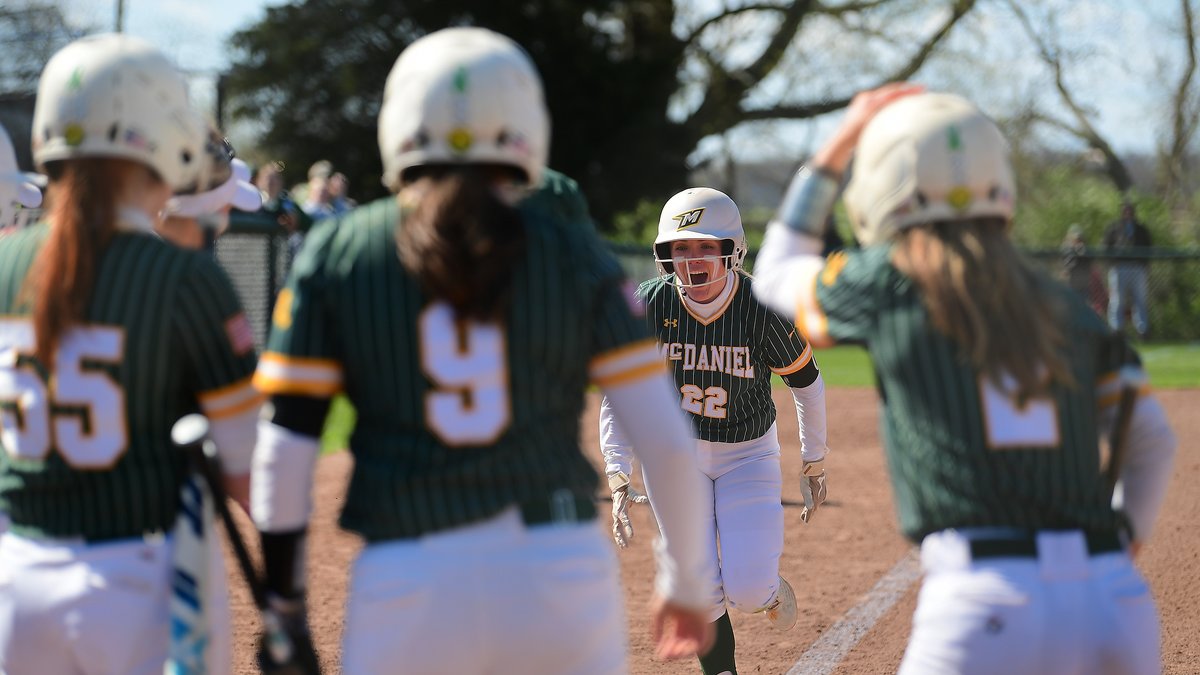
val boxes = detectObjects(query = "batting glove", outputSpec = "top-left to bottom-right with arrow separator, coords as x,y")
609,471 -> 649,548
798,459 -> 828,524
258,592 -> 321,675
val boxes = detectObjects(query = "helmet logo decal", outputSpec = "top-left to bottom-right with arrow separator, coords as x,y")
947,186 -> 973,211
447,128 -> 473,153
67,67 -> 84,91
448,65 -> 472,153
64,123 -> 85,146
946,124 -> 971,212
672,207 -> 706,230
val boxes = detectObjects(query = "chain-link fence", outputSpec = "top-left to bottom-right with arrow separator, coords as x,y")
5,211 -> 1197,343
610,242 -> 1200,342
211,212 -> 298,349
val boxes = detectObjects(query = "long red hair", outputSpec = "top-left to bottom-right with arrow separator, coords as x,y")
22,158 -> 146,367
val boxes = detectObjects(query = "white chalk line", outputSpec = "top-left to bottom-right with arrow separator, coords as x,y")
787,548 -> 921,675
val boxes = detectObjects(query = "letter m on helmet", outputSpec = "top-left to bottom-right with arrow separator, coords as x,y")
672,207 -> 706,231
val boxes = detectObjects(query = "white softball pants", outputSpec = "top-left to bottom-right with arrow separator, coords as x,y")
645,425 -> 784,624
0,532 -> 174,675
341,506 -> 626,675
899,529 -> 1160,675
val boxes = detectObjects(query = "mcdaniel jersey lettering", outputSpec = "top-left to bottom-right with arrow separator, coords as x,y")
255,196 -> 654,542
814,246 -> 1139,541
0,227 -> 258,541
638,273 -> 818,444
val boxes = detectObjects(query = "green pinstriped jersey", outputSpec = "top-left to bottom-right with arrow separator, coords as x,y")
0,226 -> 258,541
639,272 -> 818,444
256,196 -> 649,542
816,246 -> 1137,541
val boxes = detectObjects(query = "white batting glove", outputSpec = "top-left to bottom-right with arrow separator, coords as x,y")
608,471 -> 648,548
798,459 -> 827,523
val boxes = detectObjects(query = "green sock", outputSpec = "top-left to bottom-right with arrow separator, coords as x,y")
698,610 -> 736,675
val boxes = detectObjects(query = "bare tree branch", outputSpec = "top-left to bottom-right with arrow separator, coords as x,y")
1007,0 -> 1134,192
688,0 -> 816,136
1163,0 -> 1199,205
738,0 -> 975,121
813,0 -> 897,16
683,3 -> 789,46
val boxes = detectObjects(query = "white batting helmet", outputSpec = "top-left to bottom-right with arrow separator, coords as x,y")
378,27 -> 550,192
32,33 -> 207,193
653,187 -> 747,289
843,92 -> 1015,246
0,124 -> 42,227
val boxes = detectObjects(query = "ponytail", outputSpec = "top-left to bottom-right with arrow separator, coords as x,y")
22,158 -> 133,367
397,167 -> 526,321
892,217 -> 1074,404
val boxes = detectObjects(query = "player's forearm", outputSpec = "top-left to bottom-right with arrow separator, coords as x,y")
1113,394 -> 1177,542
753,224 -> 826,321
601,372 -> 710,610
790,373 -> 830,463
598,395 -> 636,478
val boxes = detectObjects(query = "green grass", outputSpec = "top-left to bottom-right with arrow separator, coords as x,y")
1138,343 -> 1200,388
320,342 -> 1200,452
320,395 -> 356,454
793,343 -> 1200,389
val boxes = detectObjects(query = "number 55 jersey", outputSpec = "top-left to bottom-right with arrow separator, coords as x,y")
0,228 -> 259,541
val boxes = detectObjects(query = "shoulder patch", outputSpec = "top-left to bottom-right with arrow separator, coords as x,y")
225,312 -> 256,356
272,288 -> 294,330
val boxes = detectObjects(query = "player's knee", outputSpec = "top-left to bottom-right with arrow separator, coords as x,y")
722,567 -> 777,611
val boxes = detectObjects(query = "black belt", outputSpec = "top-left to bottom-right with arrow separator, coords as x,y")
968,530 -> 1123,560
519,493 -> 597,527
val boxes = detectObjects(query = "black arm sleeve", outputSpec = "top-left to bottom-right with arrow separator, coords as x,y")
781,360 -> 821,388
269,394 -> 332,438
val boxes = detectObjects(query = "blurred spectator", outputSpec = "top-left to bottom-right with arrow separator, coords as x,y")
328,171 -> 357,214
256,161 -> 310,262
1102,201 -> 1152,339
302,159 -> 336,220
1061,224 -> 1106,318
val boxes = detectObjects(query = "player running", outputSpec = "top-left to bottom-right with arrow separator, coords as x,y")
600,186 -> 831,675
0,34 -> 259,674
752,84 -> 1178,675
249,27 -> 713,674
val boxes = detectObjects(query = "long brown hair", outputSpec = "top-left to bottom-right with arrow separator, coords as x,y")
891,217 -> 1074,403
396,166 -> 526,321
22,158 -> 143,367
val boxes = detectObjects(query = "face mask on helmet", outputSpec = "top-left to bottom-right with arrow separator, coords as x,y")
653,187 -> 747,290
176,127 -> 234,196
378,27 -> 550,194
843,92 -> 1016,246
32,33 -> 207,192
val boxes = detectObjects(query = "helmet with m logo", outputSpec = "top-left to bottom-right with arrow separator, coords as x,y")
653,187 -> 747,291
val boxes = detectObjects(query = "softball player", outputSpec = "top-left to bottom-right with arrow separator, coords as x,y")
753,85 -> 1178,675
0,124 -> 42,232
600,187 -> 831,675
0,34 -> 260,675
250,27 -> 713,675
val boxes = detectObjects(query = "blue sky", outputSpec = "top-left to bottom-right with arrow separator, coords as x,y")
60,0 -> 1175,162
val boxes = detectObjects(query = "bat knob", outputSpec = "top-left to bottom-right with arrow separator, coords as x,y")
171,414 -> 211,451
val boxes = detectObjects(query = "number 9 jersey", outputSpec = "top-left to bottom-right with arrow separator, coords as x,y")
253,183 -> 652,543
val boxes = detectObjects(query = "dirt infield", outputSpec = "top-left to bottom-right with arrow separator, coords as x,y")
226,388 -> 1199,674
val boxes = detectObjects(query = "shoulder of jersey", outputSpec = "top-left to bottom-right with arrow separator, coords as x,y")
635,275 -> 669,301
